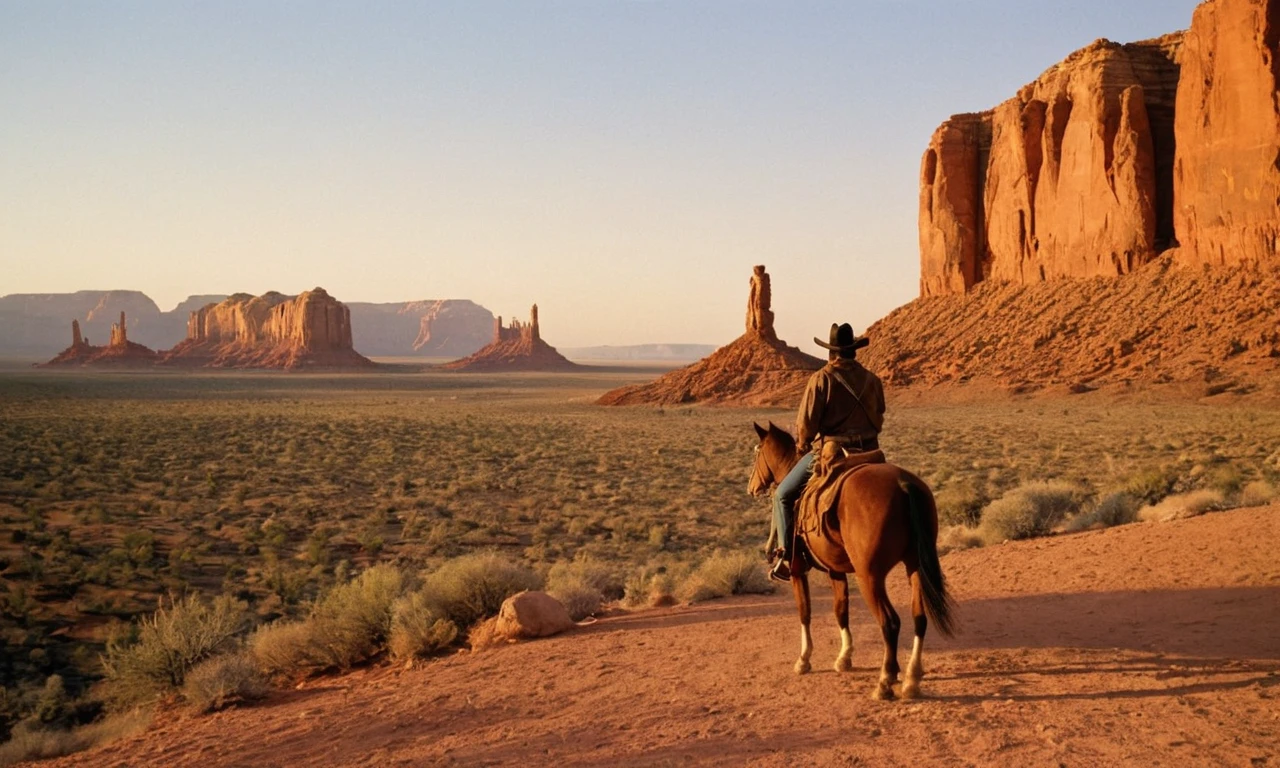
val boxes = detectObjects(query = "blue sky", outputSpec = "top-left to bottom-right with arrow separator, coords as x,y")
1,1 -> 1201,348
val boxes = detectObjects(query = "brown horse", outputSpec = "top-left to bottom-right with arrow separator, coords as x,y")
748,422 -> 955,700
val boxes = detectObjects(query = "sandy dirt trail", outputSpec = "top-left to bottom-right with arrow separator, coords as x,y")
42,505 -> 1280,767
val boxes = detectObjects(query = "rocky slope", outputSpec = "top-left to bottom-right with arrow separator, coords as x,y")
597,266 -> 822,406
863,255 -> 1280,395
442,305 -> 578,372
160,289 -> 373,370
347,300 -> 495,358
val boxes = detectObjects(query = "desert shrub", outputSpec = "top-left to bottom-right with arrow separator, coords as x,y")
101,594 -> 247,708
1138,489 -> 1229,522
1123,467 -> 1180,505
549,583 -> 603,621
388,591 -> 458,660
1239,479 -> 1277,507
677,550 -> 773,604
937,525 -> 983,554
182,652 -> 268,714
1064,492 -> 1141,532
0,711 -> 150,767
623,565 -> 681,608
421,552 -> 541,630
546,557 -> 625,601
249,620 -> 316,678
978,481 -> 1086,544
1205,464 -> 1246,497
304,563 -> 406,670
934,479 -> 987,528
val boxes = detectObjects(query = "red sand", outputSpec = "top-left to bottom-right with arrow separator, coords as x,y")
40,504 -> 1280,767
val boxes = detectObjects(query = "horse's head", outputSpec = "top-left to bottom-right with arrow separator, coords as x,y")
748,421 -> 798,497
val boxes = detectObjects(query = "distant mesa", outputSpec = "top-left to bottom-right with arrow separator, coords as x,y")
597,265 -> 822,406
40,311 -> 159,367
160,288 -> 374,370
347,299 -> 495,358
442,304 -> 579,372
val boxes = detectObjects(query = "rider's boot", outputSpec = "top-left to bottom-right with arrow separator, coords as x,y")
769,550 -> 791,582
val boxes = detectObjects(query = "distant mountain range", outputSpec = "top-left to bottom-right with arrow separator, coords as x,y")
560,344 -> 717,362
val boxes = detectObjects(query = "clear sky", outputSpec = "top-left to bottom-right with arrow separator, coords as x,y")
1,1 -> 1201,350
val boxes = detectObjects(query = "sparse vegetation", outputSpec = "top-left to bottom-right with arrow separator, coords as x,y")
181,652 -> 268,713
420,552 -> 541,631
2,369 -> 1279,750
977,481 -> 1087,544
1139,489 -> 1230,522
677,550 -> 774,603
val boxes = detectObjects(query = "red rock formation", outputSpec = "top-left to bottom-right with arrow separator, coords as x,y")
40,312 -> 159,367
920,36 -> 1183,296
597,266 -> 822,406
161,288 -> 373,370
443,304 -> 579,371
1173,0 -> 1280,268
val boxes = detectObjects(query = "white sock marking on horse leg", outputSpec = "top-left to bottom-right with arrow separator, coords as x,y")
834,628 -> 853,672
907,636 -> 923,677
795,625 -> 813,674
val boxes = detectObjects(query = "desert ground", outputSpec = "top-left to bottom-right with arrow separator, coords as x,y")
2,366 -> 1279,766
33,502 -> 1280,767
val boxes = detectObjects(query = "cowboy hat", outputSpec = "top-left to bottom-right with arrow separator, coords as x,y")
814,322 -> 869,353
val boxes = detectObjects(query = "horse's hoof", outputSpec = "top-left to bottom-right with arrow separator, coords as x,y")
794,659 -> 811,675
833,655 -> 852,673
901,680 -> 922,700
871,682 -> 895,701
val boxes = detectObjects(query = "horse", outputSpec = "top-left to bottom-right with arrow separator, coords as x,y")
748,421 -> 955,700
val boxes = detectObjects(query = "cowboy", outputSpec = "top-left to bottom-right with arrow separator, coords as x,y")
770,323 -> 885,582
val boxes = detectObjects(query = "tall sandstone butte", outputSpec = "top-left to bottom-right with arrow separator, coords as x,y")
442,304 -> 579,371
162,288 -> 373,369
597,265 -> 822,406
40,311 -> 160,367
1174,0 -> 1280,267
921,0 -> 1279,296
920,36 -> 1182,296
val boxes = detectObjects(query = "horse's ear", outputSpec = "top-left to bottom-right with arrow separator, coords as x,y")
753,422 -> 768,439
766,421 -> 777,433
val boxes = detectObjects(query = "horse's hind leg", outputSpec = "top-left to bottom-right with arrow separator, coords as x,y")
792,572 -> 813,674
854,571 -> 901,700
902,567 -> 927,700
831,574 -> 853,672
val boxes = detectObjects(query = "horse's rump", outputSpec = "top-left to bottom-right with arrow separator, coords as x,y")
796,450 -> 888,572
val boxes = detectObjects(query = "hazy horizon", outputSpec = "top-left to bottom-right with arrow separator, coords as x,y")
2,1 -> 1201,351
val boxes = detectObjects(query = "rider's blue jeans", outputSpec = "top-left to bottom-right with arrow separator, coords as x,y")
773,452 -> 814,557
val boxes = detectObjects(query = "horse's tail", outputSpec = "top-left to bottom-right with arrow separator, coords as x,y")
900,474 -> 957,637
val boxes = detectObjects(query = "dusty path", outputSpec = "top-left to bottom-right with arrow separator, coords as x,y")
45,505 -> 1280,767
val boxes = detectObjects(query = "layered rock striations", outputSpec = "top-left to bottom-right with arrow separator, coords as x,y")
597,266 -> 822,406
922,0 -> 1280,295
161,288 -> 373,369
347,300 -> 495,358
1173,0 -> 1280,267
40,312 -> 159,367
442,305 -> 579,371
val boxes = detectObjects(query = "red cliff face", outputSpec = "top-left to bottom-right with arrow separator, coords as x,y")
163,288 -> 372,369
920,36 -> 1182,296
1173,0 -> 1280,267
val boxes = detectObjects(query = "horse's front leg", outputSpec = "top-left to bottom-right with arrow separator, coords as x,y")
831,574 -> 853,672
791,571 -> 812,674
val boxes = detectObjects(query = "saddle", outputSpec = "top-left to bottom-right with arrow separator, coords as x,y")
794,446 -> 886,572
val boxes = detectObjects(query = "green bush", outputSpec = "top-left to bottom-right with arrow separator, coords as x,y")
101,594 -> 246,708
421,552 -> 540,630
546,557 -> 625,601
978,481 -> 1086,544
388,592 -> 458,660
1124,467 -> 1180,505
677,550 -> 773,604
304,563 -> 406,670
249,620 -> 315,678
182,652 -> 268,713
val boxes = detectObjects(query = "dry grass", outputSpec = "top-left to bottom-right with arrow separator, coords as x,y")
420,552 -> 541,631
182,652 -> 268,713
977,481 -> 1088,544
1239,480 -> 1277,507
2,368 -> 1278,737
677,550 -> 774,604
388,592 -> 458,660
0,709 -> 150,767
1138,490 -> 1230,522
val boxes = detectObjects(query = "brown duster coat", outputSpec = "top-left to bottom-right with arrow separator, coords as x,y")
794,358 -> 885,453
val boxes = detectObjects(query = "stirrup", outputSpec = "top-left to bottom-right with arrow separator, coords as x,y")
769,558 -> 792,583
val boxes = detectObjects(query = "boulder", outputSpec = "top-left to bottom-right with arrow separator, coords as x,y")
495,591 -> 575,639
